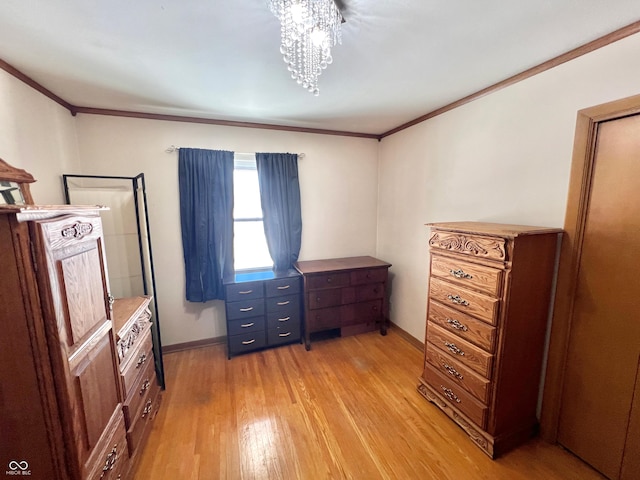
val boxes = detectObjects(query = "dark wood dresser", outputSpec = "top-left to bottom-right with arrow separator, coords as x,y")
294,256 -> 392,350
224,269 -> 302,358
418,222 -> 561,458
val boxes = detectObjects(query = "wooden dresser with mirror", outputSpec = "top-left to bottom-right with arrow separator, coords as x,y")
0,159 -> 161,479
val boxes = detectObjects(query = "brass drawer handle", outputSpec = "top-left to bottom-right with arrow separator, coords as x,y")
279,332 -> 292,337
100,444 -> 118,477
241,322 -> 255,328
277,300 -> 290,306
446,318 -> 468,331
239,306 -> 254,312
242,339 -> 256,345
136,353 -> 147,368
441,385 -> 461,403
238,290 -> 253,295
447,294 -> 469,306
449,269 -> 473,280
443,363 -> 464,380
140,379 -> 151,395
141,399 -> 153,419
277,285 -> 291,290
278,316 -> 291,322
444,341 -> 465,356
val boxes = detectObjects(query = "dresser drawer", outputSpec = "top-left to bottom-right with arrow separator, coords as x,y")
425,342 -> 491,403
308,306 -> 342,332
354,283 -> 385,302
428,301 -> 497,352
350,268 -> 387,285
431,255 -> 503,296
123,358 -> 157,427
226,297 -> 265,320
307,272 -> 350,290
267,322 -> 301,346
265,277 -> 300,297
120,327 -> 153,398
423,363 -> 489,428
429,277 -> 499,325
227,316 -> 265,336
267,309 -> 300,329
126,379 -> 161,456
429,230 -> 507,262
342,300 -> 382,326
85,411 -> 128,480
266,293 -> 299,312
308,288 -> 342,309
428,322 -> 493,377
225,281 -> 264,302
228,330 -> 266,354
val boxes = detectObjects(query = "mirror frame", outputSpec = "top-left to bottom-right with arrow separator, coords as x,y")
0,158 -> 36,204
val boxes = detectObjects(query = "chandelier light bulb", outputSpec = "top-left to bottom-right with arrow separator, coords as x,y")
267,0 -> 342,95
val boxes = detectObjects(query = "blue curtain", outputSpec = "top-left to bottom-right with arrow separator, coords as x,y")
178,148 -> 234,301
256,153 -> 302,272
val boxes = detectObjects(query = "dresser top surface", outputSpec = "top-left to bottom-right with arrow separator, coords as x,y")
427,222 -> 563,238
294,256 -> 391,274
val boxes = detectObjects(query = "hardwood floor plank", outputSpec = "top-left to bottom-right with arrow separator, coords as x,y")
133,330 -> 605,480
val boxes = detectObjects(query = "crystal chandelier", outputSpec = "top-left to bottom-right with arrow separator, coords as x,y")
268,0 -> 342,95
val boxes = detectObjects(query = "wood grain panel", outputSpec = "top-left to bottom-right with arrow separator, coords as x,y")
431,254 -> 503,296
429,277 -> 499,325
428,300 -> 497,351
427,322 -> 493,377
429,231 -> 507,262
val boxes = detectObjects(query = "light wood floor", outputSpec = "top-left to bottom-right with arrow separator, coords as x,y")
133,328 -> 605,480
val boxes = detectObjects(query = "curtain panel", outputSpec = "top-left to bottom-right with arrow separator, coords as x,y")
178,148 -> 234,301
256,152 -> 302,272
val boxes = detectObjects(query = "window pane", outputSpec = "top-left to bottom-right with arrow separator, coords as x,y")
233,221 -> 272,270
233,168 -> 262,219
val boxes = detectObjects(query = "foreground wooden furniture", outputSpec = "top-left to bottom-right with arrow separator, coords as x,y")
224,270 -> 302,358
294,256 -> 391,350
418,222 -> 561,458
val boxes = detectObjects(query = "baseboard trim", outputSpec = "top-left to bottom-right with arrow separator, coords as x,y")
162,335 -> 226,355
389,322 -> 424,352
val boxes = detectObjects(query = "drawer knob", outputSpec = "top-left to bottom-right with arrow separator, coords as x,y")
136,353 -> 147,368
326,277 -> 332,283
279,332 -> 292,337
140,379 -> 151,395
277,300 -> 290,306
100,444 -> 118,477
443,363 -> 464,380
242,339 -> 256,345
446,318 -> 468,331
241,322 -> 255,328
238,290 -> 253,295
239,306 -> 254,312
278,316 -> 291,322
444,341 -> 465,356
277,285 -> 291,290
447,294 -> 469,307
449,269 -> 473,280
441,385 -> 461,403
141,399 -> 153,418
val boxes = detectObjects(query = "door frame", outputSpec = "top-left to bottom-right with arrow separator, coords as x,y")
540,93 -> 640,442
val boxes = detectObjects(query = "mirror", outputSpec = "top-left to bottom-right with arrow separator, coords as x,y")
0,158 -> 35,205
63,173 -> 165,389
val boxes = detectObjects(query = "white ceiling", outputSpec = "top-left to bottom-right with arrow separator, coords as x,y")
1,1 -> 640,135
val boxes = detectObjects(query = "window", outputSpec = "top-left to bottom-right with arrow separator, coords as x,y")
233,154 -> 272,271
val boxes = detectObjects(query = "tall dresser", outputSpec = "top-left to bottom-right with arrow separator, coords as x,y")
418,222 -> 561,457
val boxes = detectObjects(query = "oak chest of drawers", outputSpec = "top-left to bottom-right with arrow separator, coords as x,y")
417,222 -> 561,457
224,270 -> 302,358
294,256 -> 391,350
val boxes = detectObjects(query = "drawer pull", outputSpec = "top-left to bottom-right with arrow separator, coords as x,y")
136,353 -> 147,368
446,318 -> 468,331
241,322 -> 255,328
141,399 -> 153,418
278,316 -> 291,322
239,306 -> 254,312
140,379 -> 151,395
278,332 -> 292,337
242,339 -> 256,345
447,294 -> 470,306
441,385 -> 461,403
449,269 -> 473,280
443,363 -> 464,380
238,290 -> 253,295
444,341 -> 465,356
277,285 -> 291,290
100,444 -> 118,477
326,277 -> 333,283
277,300 -> 290,306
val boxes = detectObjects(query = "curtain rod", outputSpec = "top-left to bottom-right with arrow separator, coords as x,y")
165,145 -> 305,158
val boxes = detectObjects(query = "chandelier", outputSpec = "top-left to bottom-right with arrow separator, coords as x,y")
267,0 -> 343,95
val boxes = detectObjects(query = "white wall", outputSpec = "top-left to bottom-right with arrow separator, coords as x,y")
377,32 -> 640,341
0,70 -> 79,204
73,115 -> 379,346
